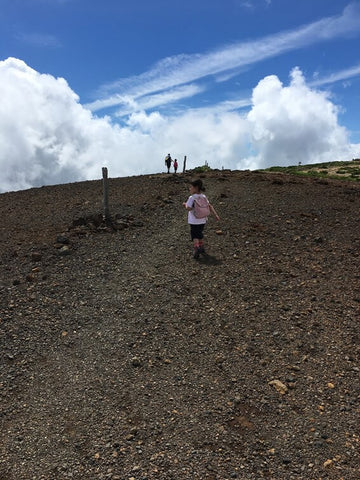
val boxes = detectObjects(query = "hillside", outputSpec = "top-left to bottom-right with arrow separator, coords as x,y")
260,159 -> 360,182
0,170 -> 359,480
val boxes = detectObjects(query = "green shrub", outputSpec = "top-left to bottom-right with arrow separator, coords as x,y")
192,165 -> 212,173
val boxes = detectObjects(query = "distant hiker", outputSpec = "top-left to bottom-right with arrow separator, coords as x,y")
173,159 -> 178,173
165,154 -> 172,173
182,179 -> 220,259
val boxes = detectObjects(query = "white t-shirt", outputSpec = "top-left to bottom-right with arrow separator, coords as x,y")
186,194 -> 208,225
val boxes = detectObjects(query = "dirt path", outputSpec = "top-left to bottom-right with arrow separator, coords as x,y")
1,171 -> 359,479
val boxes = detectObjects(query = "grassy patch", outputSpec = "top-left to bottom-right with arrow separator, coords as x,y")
192,164 -> 213,173
259,160 -> 360,182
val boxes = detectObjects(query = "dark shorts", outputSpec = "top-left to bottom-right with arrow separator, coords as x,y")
190,223 -> 205,240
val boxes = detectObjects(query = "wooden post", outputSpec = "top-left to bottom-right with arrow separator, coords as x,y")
102,167 -> 110,221
183,155 -> 187,173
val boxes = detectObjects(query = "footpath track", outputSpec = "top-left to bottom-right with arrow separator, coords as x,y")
1,171 -> 359,479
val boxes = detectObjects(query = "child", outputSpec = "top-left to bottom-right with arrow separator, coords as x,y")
182,179 -> 220,259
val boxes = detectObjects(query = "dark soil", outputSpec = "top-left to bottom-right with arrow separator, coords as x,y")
0,170 -> 359,480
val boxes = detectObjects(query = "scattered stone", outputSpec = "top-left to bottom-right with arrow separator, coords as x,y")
56,235 -> 70,245
115,220 -> 129,230
269,379 -> 288,395
131,357 -> 141,367
58,246 -> 71,256
31,252 -> 42,262
272,178 -> 284,185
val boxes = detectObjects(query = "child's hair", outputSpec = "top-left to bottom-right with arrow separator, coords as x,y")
190,179 -> 205,192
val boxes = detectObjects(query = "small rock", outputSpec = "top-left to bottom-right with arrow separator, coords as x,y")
131,357 -> 141,367
56,235 -> 70,244
269,379 -> 288,395
58,246 -> 71,256
31,252 -> 42,262
115,220 -> 129,230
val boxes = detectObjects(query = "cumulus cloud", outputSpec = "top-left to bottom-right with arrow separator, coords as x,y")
244,67 -> 357,169
0,58 -> 246,192
0,58 -> 359,193
0,58 -> 166,192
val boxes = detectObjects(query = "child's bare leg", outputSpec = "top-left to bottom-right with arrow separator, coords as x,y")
193,238 -> 200,258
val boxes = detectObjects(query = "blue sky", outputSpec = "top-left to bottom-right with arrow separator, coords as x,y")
1,0 -> 360,191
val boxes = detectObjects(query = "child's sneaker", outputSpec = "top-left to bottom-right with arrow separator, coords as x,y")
193,248 -> 201,259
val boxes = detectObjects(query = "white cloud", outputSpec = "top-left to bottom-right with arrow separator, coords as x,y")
0,58 -> 146,191
0,58 -> 359,193
244,67 -> 358,168
310,63 -> 360,87
237,0 -> 271,11
87,84 -> 206,118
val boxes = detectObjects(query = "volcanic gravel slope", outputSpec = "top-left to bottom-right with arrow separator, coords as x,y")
0,170 -> 359,480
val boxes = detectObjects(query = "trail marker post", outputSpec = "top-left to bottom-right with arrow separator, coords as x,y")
183,155 -> 187,173
102,167 -> 110,222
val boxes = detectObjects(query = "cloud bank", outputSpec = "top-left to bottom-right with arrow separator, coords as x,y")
0,57 -> 358,193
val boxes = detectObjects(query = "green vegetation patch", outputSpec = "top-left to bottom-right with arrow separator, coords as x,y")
192,164 -> 213,173
259,159 -> 360,182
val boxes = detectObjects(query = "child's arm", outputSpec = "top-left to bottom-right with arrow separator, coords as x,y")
209,203 -> 220,221
183,199 -> 194,211
183,196 -> 194,211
